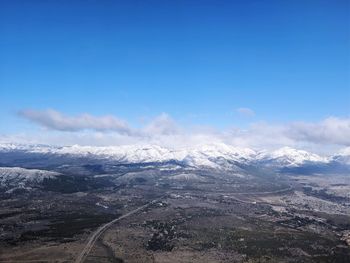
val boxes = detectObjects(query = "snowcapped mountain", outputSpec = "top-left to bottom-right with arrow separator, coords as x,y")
332,147 -> 350,165
0,142 -> 347,170
0,142 -> 257,169
257,147 -> 328,167
0,167 -> 59,192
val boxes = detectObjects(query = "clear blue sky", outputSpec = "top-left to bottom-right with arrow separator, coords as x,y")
1,0 -> 349,133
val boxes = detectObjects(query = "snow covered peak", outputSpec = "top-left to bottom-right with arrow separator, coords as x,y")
0,142 -> 58,153
188,143 -> 256,160
332,147 -> 350,165
264,146 -> 327,166
0,142 -> 335,169
56,144 -> 176,163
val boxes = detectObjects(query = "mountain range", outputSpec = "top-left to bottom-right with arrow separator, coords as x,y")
0,142 -> 349,170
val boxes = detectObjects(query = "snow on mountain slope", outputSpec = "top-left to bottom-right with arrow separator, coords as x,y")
179,143 -> 256,169
332,147 -> 350,165
257,147 -> 328,167
0,142 -> 257,168
0,142 -> 336,169
41,143 -> 256,164
0,167 -> 59,192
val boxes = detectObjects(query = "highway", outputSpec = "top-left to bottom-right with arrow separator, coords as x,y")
74,199 -> 159,263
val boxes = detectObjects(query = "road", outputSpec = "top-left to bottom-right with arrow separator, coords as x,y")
74,187 -> 293,263
74,199 -> 160,263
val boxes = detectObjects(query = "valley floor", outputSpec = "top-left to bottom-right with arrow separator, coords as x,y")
0,168 -> 350,263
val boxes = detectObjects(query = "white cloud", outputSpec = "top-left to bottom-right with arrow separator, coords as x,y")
13,108 -> 350,154
18,109 -> 134,135
237,107 -> 255,117
143,113 -> 180,135
223,122 -> 295,149
286,117 -> 350,146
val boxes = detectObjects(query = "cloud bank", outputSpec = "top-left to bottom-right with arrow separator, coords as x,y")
18,109 -> 133,135
143,113 -> 180,136
287,117 -> 350,146
12,108 -> 350,153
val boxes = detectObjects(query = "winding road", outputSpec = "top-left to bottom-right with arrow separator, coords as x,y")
74,187 -> 293,263
74,199 -> 160,263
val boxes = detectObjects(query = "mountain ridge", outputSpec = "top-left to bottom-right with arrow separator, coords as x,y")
1,142 -> 347,169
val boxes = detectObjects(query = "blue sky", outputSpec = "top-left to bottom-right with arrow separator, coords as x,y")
0,1 -> 349,150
